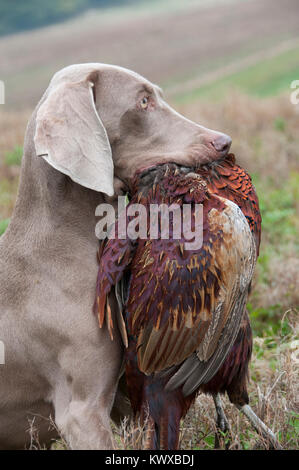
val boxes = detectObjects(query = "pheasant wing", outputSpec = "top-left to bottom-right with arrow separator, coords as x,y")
128,198 -> 256,381
95,235 -> 135,344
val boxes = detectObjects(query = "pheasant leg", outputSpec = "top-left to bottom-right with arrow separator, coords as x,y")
237,404 -> 282,450
213,394 -> 231,449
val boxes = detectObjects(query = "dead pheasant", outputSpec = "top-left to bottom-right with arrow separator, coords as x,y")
95,155 -> 280,450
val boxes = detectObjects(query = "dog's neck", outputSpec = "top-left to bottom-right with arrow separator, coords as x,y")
6,113 -> 104,253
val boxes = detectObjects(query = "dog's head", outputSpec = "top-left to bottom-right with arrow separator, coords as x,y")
34,64 -> 231,197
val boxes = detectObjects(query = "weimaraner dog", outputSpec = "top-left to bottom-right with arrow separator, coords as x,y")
0,63 -> 232,449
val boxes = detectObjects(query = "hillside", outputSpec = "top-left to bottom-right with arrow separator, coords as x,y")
0,0 -> 298,109
0,0 -> 138,37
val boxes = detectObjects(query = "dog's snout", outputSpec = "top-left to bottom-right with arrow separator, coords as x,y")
211,134 -> 232,154
198,130 -> 232,162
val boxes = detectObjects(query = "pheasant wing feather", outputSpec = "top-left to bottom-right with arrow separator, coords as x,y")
127,196 -> 255,382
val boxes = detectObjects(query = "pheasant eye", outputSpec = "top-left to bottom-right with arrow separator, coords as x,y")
141,97 -> 149,109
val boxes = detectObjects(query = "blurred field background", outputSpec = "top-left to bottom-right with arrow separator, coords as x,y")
0,0 -> 298,450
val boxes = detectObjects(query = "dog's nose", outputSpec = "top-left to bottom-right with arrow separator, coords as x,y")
211,134 -> 232,155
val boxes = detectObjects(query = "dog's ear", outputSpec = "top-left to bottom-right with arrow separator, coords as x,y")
34,74 -> 114,196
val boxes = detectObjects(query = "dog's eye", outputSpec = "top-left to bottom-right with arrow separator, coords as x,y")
140,97 -> 149,109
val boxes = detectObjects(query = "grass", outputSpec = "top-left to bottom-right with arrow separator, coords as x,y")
175,46 -> 299,102
0,218 -> 9,236
0,177 -> 19,219
4,145 -> 23,166
114,319 -> 299,450
182,310 -> 299,450
112,309 -> 298,451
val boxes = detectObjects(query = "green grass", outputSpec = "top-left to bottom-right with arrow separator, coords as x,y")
0,218 -> 9,236
4,146 -> 23,166
253,172 -> 298,246
176,46 -> 299,102
248,171 -> 299,336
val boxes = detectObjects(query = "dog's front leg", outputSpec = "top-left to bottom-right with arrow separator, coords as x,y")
55,398 -> 114,450
51,329 -> 122,450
